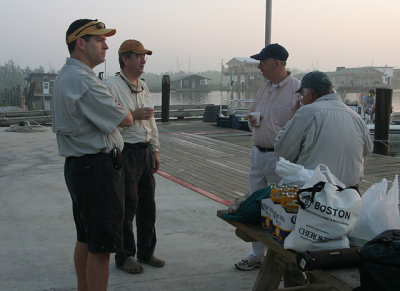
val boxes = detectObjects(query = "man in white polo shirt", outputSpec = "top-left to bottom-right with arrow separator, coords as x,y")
235,43 -> 301,271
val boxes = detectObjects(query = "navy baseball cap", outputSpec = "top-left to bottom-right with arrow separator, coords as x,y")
296,71 -> 332,93
250,43 -> 289,61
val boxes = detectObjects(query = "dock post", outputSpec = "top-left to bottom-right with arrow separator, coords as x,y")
27,82 -> 35,110
18,85 -> 24,109
373,88 -> 392,155
162,75 -> 170,122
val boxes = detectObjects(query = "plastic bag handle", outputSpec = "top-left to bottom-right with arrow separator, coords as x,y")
297,182 -> 345,209
317,164 -> 339,185
297,182 -> 325,209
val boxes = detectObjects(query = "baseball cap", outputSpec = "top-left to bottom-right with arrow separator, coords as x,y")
250,43 -> 289,61
118,40 -> 152,55
66,19 -> 116,45
296,71 -> 332,93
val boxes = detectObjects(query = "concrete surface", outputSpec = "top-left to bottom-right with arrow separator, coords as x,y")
0,129 -> 257,291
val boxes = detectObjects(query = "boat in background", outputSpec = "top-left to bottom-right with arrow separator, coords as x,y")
5,120 -> 48,133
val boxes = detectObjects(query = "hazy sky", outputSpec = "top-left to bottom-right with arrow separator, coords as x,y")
1,0 -> 399,76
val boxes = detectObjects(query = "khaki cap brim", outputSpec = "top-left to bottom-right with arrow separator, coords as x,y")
118,39 -> 153,55
119,47 -> 153,55
66,21 -> 116,45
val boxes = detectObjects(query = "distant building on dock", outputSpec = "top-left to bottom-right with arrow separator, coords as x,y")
392,68 -> 400,89
170,74 -> 211,92
374,66 -> 394,86
326,66 -> 393,92
25,73 -> 57,96
222,58 -> 263,91
25,73 -> 57,110
321,66 -> 396,105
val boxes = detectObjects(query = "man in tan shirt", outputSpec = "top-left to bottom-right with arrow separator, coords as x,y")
105,40 -> 164,274
235,43 -> 301,271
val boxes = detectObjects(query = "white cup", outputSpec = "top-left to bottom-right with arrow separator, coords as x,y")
250,112 -> 261,126
143,104 -> 154,109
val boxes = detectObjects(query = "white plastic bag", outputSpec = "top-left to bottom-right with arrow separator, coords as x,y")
302,164 -> 345,189
284,165 -> 361,252
275,157 -> 314,187
350,175 -> 400,245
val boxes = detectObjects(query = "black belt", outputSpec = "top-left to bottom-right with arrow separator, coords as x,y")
66,149 -> 122,169
124,142 -> 150,149
66,152 -> 109,161
255,145 -> 274,152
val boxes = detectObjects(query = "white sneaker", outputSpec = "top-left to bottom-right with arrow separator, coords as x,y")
235,258 -> 262,271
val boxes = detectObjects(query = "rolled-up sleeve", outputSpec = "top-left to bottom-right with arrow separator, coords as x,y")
76,85 -> 128,135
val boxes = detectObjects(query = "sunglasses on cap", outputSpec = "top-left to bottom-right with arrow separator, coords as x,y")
74,21 -> 105,37
66,20 -> 112,45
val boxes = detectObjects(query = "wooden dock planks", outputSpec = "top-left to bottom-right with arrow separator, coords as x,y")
159,131 -> 250,201
158,120 -> 400,203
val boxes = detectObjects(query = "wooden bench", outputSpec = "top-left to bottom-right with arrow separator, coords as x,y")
217,210 -> 360,291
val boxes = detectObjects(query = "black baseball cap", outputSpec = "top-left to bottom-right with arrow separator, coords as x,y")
250,43 -> 289,61
296,71 -> 332,93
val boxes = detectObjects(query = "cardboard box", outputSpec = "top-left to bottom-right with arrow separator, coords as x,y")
261,198 -> 297,243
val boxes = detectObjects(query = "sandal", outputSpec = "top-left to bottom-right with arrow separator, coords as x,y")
138,255 -> 166,267
117,256 -> 144,274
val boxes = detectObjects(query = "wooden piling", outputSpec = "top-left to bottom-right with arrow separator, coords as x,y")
41,96 -> 46,110
161,75 -> 170,122
27,82 -> 35,110
373,88 -> 392,155
18,85 -> 24,109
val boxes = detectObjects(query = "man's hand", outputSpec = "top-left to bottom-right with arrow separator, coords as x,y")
131,107 -> 154,121
152,151 -> 160,173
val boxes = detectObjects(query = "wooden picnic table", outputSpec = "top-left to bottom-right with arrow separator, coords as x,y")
217,210 -> 360,291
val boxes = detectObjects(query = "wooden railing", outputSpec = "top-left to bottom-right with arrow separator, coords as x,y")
0,104 -> 213,127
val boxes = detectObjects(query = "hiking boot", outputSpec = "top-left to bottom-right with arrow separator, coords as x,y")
117,256 -> 144,274
235,258 -> 262,271
138,255 -> 166,267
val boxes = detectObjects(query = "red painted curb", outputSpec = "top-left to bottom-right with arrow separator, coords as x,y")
157,170 -> 232,206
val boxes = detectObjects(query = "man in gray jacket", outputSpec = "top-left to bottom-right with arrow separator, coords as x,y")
275,71 -> 373,188
275,71 -> 372,287
52,19 -> 133,291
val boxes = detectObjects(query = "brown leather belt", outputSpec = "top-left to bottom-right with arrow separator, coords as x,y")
255,145 -> 274,152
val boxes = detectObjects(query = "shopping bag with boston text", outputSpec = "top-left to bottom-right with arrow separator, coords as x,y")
284,166 -> 361,252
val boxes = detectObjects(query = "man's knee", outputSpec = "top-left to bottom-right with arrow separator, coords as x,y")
88,252 -> 110,264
